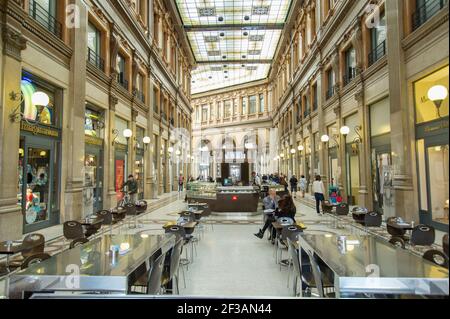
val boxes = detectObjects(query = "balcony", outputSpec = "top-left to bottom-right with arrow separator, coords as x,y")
368,40 -> 386,66
29,0 -> 62,39
343,67 -> 357,86
87,48 -> 105,72
412,0 -> 448,31
117,73 -> 129,91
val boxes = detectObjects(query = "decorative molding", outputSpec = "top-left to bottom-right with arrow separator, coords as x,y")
1,25 -> 27,61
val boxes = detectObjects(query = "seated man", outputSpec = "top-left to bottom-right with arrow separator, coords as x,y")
255,189 -> 281,240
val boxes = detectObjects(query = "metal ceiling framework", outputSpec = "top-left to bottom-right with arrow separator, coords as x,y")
174,0 -> 294,94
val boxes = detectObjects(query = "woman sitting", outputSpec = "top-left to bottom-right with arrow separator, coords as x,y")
254,195 -> 297,241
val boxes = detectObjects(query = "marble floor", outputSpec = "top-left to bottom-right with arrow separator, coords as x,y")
0,194 -> 446,298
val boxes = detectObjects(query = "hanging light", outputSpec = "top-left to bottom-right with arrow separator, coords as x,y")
321,134 -> 330,143
32,91 -> 50,106
340,126 -> 350,136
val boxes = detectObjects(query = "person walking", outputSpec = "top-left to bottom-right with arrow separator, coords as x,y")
280,175 -> 288,192
312,175 -> 325,215
178,174 -> 185,192
289,175 -> 298,198
299,175 -> 307,198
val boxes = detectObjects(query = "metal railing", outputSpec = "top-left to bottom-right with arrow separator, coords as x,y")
87,48 -> 105,72
29,0 -> 62,39
134,89 -> 145,103
368,40 -> 386,66
412,0 -> 448,30
117,73 -> 129,90
343,67 -> 357,86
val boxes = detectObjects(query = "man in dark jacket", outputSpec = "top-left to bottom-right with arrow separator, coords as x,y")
289,175 -> 298,198
121,175 -> 138,204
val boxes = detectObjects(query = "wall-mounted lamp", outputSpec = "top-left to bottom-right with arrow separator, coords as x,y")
428,85 -> 448,118
340,126 -> 350,136
143,136 -> 151,150
321,134 -> 330,143
9,91 -> 50,123
168,146 -> 174,153
123,129 -> 133,141
298,145 -> 304,152
176,150 -> 181,156
290,148 -> 296,154
279,153 -> 285,158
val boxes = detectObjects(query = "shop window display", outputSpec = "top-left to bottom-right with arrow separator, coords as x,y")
21,79 -> 55,126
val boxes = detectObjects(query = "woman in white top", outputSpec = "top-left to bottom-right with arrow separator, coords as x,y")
312,175 -> 325,215
298,175 -> 307,198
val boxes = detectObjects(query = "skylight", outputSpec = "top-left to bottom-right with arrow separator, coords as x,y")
175,0 -> 293,94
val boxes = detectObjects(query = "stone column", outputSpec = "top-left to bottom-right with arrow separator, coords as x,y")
63,0 -> 87,222
145,74 -> 155,199
130,108 -> 138,179
0,24 -> 27,241
157,131 -> 163,196
385,0 -> 416,221
107,95 -> 118,208
317,65 -> 328,194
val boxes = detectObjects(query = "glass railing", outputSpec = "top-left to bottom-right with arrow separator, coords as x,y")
87,48 -> 105,71
29,0 -> 62,39
412,0 -> 448,30
368,40 -> 386,66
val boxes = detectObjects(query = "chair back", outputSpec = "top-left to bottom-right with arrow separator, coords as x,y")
423,249 -> 449,268
125,203 -> 136,216
281,225 -> 303,242
443,234 -> 449,256
21,253 -> 51,270
182,211 -> 196,222
386,217 -> 407,237
364,211 -> 382,227
84,217 -> 103,238
169,238 -> 184,279
147,252 -> 167,294
70,238 -> 89,249
410,224 -> 435,246
335,203 -> 349,215
304,249 -> 325,298
96,210 -> 112,225
63,221 -> 84,240
287,237 -> 301,277
112,207 -> 127,222
136,201 -> 148,214
165,225 -> 186,239
277,217 -> 294,226
21,233 -> 45,258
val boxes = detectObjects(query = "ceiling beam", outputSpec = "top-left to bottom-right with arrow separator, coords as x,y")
195,59 -> 273,65
184,23 -> 285,32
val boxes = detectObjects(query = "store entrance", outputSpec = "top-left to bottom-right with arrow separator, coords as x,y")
371,139 -> 393,218
85,145 -> 104,215
19,135 -> 59,233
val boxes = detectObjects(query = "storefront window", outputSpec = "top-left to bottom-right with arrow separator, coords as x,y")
114,117 -> 129,202
414,66 -> 449,123
21,78 -> 56,126
84,107 -> 104,138
345,113 -> 360,205
135,127 -> 145,199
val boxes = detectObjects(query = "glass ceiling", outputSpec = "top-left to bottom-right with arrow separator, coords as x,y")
175,0 -> 293,94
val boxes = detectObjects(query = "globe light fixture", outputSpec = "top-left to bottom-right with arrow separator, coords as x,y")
280,153 -> 285,158
143,136 -> 151,144
298,145 -> 304,152
321,134 -> 330,143
123,129 -> 133,139
176,150 -> 181,156
32,91 -> 50,106
290,149 -> 296,154
340,126 -> 350,136
168,146 -> 174,153
428,85 -> 448,118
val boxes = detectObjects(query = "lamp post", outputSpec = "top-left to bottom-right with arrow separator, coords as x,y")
143,136 -> 151,151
